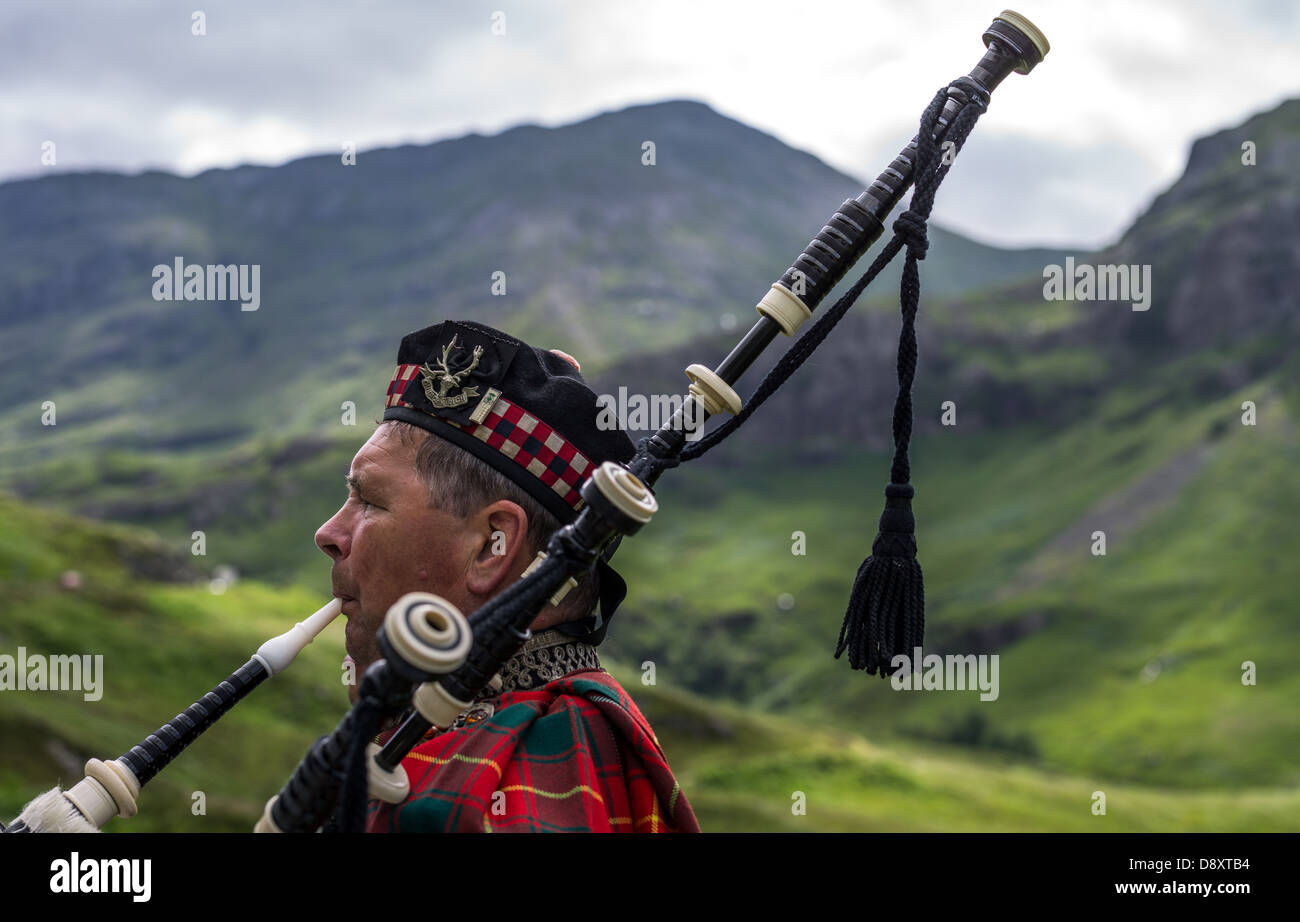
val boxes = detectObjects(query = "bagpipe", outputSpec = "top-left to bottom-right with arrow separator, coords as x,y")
3,10 -> 1048,833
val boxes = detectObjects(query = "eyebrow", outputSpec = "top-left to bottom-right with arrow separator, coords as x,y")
346,473 -> 384,498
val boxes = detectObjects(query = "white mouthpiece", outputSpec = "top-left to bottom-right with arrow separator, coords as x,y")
252,597 -> 343,676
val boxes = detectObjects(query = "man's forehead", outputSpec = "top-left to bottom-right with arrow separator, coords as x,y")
348,426 -> 414,484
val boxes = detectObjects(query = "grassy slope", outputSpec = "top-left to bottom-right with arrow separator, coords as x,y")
600,344 -> 1300,793
1,464 -> 1297,832
613,664 -> 1298,832
0,492 -> 349,831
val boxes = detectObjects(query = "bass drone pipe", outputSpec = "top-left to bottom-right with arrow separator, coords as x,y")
367,8 -> 1050,796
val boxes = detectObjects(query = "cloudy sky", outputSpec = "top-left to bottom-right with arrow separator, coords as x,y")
3,0 -> 1297,249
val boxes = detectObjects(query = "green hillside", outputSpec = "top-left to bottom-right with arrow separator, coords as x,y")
1,491 -> 1295,832
0,99 -> 1071,481
602,348 -> 1300,792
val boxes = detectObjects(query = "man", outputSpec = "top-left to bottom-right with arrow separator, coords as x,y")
314,319 -> 699,833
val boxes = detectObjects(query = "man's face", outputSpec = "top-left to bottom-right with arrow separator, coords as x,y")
314,424 -> 476,701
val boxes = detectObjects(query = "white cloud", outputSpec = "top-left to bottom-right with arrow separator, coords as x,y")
160,108 -> 316,175
1,0 -> 1297,247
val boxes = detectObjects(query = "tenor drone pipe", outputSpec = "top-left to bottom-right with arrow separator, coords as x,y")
2,598 -> 342,833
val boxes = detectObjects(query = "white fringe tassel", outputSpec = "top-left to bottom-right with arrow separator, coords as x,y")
14,788 -> 101,833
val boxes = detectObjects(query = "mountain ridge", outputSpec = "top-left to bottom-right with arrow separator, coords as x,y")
0,97 -> 1075,474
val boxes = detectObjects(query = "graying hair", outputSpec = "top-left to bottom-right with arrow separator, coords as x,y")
383,419 -> 599,620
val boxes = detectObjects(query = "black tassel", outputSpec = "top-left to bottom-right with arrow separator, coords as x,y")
833,83 -> 967,675
836,482 -> 925,674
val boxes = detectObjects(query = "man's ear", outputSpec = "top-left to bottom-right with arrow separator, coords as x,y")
464,500 -> 528,596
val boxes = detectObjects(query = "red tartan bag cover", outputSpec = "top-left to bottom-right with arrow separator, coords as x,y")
366,669 -> 700,833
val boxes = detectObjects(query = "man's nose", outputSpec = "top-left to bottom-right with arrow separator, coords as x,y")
315,508 -> 350,561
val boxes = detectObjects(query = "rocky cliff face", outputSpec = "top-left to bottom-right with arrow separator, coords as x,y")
1099,97 -> 1300,352
590,98 -> 1300,457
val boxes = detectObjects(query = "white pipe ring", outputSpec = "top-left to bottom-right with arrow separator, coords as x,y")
384,592 -> 473,675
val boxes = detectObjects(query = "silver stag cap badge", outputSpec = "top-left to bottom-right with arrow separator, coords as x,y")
419,334 -> 484,409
